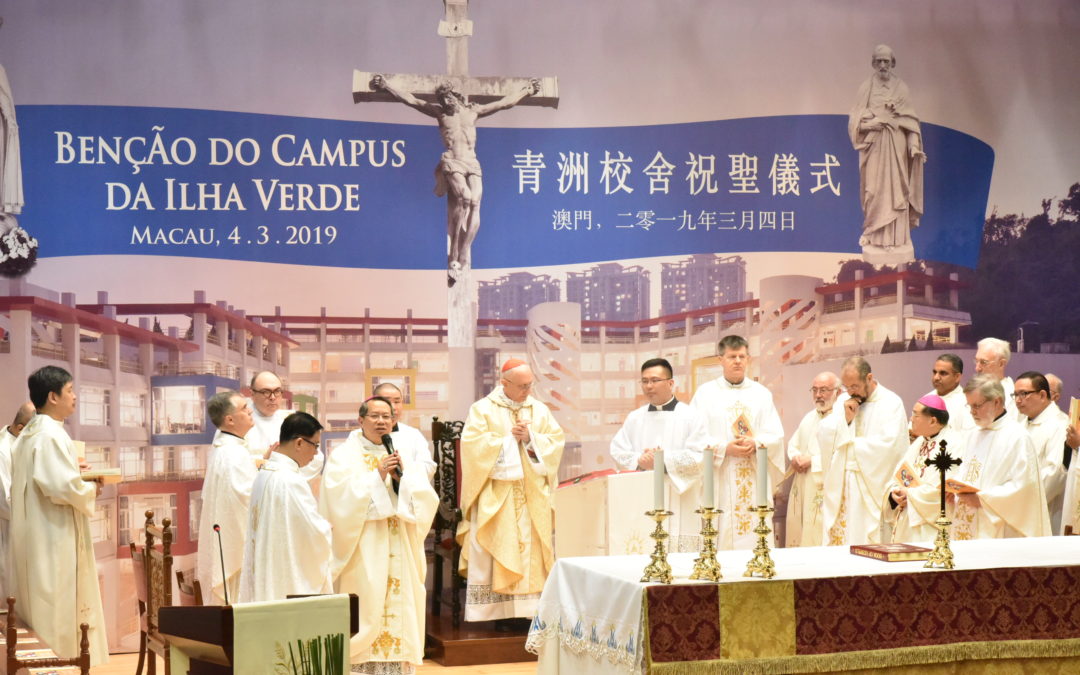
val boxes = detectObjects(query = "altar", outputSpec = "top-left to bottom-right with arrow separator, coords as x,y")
525,537 -> 1080,674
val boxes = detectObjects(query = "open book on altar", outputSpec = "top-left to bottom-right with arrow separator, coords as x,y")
895,462 -> 921,488
944,477 -> 979,494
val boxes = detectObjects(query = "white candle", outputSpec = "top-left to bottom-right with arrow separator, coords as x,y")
653,449 -> 665,511
702,447 -> 714,508
755,446 -> 768,507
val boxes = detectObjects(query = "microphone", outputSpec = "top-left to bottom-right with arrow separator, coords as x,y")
213,524 -> 229,605
380,433 -> 402,493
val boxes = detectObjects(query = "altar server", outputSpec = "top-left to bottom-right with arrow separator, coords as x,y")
0,400 -> 34,599
10,367 -> 108,665
457,359 -> 564,624
1014,372 -> 1070,532
374,381 -> 436,479
197,391 -> 257,605
948,375 -> 1050,539
690,335 -> 784,550
881,395 -> 963,544
319,396 -> 438,673
785,372 -> 840,547
818,356 -> 908,546
238,412 -> 332,602
610,358 -> 709,551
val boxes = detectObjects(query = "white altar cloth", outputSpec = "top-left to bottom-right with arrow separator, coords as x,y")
526,536 -> 1080,674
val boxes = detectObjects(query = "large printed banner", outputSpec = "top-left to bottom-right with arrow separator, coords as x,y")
22,107 -> 992,268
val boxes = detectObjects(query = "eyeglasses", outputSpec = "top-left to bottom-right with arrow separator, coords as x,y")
809,387 -> 836,394
253,388 -> 284,398
364,414 -> 394,422
968,399 -> 992,412
297,437 -> 319,448
1012,390 -> 1039,401
640,378 -> 672,386
973,358 -> 999,368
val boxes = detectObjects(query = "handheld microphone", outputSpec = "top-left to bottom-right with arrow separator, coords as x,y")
213,523 -> 229,605
380,434 -> 402,493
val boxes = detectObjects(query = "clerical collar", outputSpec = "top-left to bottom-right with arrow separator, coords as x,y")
221,430 -> 245,440
724,378 -> 746,388
647,397 -> 678,412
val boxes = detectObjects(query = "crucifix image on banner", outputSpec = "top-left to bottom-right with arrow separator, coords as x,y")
351,0 -> 558,414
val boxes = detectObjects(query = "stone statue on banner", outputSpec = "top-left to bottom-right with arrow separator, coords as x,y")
371,74 -> 540,287
848,44 -> 926,266
0,16 -> 38,278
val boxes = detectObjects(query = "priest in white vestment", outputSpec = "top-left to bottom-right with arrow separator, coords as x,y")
974,337 -> 1021,422
10,367 -> 108,664
374,382 -> 436,480
818,356 -> 908,547
319,396 -> 438,675
948,375 -> 1050,540
197,391 -> 257,606
609,358 -> 709,552
238,412 -> 332,603
881,395 -> 963,544
785,372 -> 840,547
0,401 -> 34,601
689,335 -> 784,550
1014,372 -> 1070,532
928,354 -> 974,433
1062,422 -> 1080,535
458,359 -> 565,624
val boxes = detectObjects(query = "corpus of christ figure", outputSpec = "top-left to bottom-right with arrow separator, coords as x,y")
371,74 -> 540,284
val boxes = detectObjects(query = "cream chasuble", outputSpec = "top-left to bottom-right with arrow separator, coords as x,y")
197,432 -> 259,605
818,384 -> 908,547
0,426 -> 15,600
318,433 -> 437,671
689,378 -> 784,550
9,415 -> 108,665
1024,403 -> 1069,532
1062,446 -> 1080,535
238,452 -> 332,602
785,408 -> 832,547
880,427 -> 964,545
609,401 -> 709,551
950,415 -> 1050,540
457,390 -> 564,621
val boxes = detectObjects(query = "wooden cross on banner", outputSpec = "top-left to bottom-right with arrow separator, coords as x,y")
353,1 -> 559,108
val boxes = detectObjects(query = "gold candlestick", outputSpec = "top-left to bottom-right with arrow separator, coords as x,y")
924,514 -> 955,569
743,506 -> 776,579
689,507 -> 722,581
640,509 -> 674,584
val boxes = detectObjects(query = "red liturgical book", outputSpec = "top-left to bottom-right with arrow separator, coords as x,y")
850,543 -> 932,562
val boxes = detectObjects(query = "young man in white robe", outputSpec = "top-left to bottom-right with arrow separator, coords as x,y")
881,394 -> 963,544
457,359 -> 564,626
818,356 -> 908,547
785,372 -> 840,547
1013,371 -> 1070,532
10,367 -> 108,665
319,396 -> 438,675
374,382 -> 436,480
609,358 -> 709,552
238,411 -> 332,603
974,337 -> 1021,422
197,390 -> 257,605
948,375 -> 1050,539
927,354 -> 974,433
0,401 -> 34,600
690,335 -> 784,550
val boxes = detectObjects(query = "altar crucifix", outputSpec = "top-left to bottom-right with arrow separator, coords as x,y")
924,439 -> 961,569
353,0 -> 559,288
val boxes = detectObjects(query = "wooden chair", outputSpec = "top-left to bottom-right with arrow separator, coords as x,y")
429,416 -> 465,626
175,570 -> 204,607
129,541 -> 149,675
5,596 -> 90,674
133,509 -> 173,675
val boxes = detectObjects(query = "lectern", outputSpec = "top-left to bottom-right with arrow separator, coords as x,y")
160,595 -> 359,674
